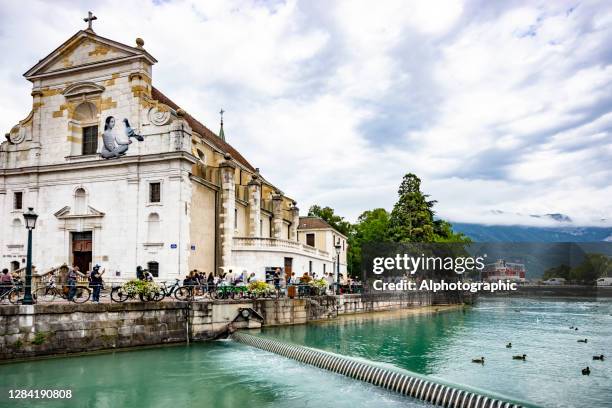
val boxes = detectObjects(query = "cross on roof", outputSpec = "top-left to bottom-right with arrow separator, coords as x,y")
219,109 -> 224,123
84,11 -> 97,31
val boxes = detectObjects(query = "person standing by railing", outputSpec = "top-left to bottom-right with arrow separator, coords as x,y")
136,265 -> 145,281
326,272 -> 334,295
247,272 -> 256,284
67,265 -> 84,302
88,265 -> 105,303
273,269 -> 281,293
0,268 -> 12,298
207,272 -> 215,293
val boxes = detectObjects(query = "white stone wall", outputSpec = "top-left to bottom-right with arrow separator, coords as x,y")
297,228 -> 348,276
0,160 -> 192,281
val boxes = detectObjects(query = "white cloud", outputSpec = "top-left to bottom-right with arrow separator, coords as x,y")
0,0 -> 610,227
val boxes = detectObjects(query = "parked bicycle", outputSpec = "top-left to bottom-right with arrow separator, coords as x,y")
151,279 -> 194,301
212,284 -> 248,299
110,284 -> 153,302
34,282 -> 91,303
0,280 -> 25,304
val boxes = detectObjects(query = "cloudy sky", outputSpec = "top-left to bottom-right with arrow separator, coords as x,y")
1,0 -> 611,226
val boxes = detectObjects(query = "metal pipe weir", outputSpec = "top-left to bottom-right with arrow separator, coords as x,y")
231,331 -> 523,408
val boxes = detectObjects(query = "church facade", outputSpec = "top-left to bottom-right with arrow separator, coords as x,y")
0,23 -> 347,282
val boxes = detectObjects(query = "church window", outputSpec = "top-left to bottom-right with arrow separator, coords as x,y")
74,188 -> 87,214
11,218 -> 23,244
147,213 -> 161,242
149,182 -> 161,203
82,125 -> 98,155
147,261 -> 159,277
234,209 -> 238,229
13,192 -> 23,210
306,233 -> 315,247
309,261 -> 313,272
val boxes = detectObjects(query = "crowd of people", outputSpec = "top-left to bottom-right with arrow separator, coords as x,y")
1,263 -> 363,304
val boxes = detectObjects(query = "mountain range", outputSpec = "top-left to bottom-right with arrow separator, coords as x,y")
452,223 -> 612,243
450,222 -> 612,278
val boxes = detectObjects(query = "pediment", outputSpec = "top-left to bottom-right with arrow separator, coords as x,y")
62,82 -> 105,98
24,30 -> 157,80
54,205 -> 105,219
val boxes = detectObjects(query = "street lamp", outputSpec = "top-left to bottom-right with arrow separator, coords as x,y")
22,207 -> 38,305
334,239 -> 342,295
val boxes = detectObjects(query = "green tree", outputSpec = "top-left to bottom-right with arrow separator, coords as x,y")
388,173 -> 468,243
348,208 -> 391,277
354,208 -> 391,243
542,264 -> 571,281
570,253 -> 611,283
307,205 -> 352,236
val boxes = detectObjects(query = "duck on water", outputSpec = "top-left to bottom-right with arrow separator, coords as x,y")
472,357 -> 485,364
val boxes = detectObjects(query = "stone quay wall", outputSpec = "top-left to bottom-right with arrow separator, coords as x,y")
1,291 -> 459,360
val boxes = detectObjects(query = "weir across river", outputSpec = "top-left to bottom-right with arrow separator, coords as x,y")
231,331 -> 523,408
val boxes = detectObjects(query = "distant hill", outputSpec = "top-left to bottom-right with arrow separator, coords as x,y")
450,223 -> 612,278
451,223 -> 612,243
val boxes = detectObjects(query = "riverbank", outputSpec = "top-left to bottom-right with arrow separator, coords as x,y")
0,291 -> 463,361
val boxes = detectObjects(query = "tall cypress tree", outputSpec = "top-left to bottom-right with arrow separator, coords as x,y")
388,173 -> 437,242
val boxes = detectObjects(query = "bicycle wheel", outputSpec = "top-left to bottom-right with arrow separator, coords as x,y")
72,287 -> 91,303
8,289 -> 23,305
174,286 -> 192,301
34,287 -> 57,303
152,290 -> 165,302
111,286 -> 129,302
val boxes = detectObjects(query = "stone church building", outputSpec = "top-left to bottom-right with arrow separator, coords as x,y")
0,21 -> 347,282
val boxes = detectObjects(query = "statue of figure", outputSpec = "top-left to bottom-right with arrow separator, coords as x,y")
100,116 -> 144,159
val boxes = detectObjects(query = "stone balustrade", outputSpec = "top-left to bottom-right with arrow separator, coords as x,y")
233,237 -> 330,258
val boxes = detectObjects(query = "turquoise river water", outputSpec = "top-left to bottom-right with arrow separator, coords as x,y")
0,297 -> 610,408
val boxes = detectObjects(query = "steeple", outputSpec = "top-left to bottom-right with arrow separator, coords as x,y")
218,109 -> 226,141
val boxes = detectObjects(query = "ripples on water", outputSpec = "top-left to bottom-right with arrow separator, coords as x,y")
261,298 -> 612,408
0,340 -> 428,408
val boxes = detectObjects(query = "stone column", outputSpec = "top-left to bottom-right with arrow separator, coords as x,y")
272,192 -> 283,240
247,173 -> 261,237
289,203 -> 300,242
219,153 -> 236,269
